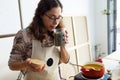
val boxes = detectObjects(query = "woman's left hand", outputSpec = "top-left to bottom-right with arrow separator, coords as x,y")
26,58 -> 45,72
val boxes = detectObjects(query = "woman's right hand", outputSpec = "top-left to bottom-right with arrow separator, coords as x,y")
26,58 -> 45,72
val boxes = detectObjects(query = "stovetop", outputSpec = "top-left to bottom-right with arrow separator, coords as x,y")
74,72 -> 111,80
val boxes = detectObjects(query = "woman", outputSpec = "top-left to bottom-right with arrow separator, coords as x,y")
8,0 -> 69,80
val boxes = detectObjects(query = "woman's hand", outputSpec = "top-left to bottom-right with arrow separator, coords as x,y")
26,58 -> 45,72
28,64 -> 45,72
64,30 -> 69,44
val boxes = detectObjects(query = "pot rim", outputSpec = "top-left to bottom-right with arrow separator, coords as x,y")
83,62 -> 104,66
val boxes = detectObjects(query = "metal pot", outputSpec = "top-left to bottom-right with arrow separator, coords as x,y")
80,62 -> 105,79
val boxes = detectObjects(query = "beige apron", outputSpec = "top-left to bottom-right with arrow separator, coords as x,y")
24,40 -> 60,80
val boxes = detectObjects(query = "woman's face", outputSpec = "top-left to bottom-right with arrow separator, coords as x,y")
41,7 -> 62,31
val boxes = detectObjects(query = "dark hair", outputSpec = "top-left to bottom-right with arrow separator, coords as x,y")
28,0 -> 64,42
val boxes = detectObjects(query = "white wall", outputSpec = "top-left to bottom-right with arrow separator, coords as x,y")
20,0 -> 39,28
94,0 -> 108,58
61,0 -> 89,16
61,0 -> 96,59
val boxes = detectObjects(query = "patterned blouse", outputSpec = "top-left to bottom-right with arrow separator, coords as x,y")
8,28 -> 54,64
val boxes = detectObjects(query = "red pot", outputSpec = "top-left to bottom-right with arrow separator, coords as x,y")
80,62 -> 105,79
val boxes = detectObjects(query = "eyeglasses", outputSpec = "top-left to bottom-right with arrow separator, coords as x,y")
44,14 -> 63,23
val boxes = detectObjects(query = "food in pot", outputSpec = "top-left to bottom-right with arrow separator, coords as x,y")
83,63 -> 102,70
81,62 -> 105,79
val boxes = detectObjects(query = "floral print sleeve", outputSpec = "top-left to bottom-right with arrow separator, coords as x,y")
8,29 -> 32,64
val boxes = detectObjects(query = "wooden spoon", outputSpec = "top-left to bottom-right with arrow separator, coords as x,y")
69,62 -> 100,71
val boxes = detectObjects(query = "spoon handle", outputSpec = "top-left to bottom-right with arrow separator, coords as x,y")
69,62 -> 83,67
